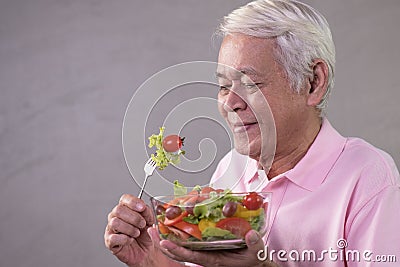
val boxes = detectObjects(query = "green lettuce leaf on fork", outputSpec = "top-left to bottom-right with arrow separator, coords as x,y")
148,127 -> 185,170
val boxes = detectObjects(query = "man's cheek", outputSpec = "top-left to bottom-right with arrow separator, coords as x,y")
217,102 -> 227,117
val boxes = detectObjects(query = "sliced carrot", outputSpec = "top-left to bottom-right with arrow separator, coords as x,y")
158,221 -> 171,234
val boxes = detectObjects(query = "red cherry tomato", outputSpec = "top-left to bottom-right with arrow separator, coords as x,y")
216,217 -> 252,238
162,135 -> 184,152
242,192 -> 263,210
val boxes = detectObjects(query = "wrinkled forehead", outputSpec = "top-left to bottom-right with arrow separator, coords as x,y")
215,64 -> 259,81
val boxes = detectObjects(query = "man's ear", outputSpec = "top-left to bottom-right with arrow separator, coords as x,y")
307,59 -> 329,107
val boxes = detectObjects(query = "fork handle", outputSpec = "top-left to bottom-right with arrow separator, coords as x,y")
138,174 -> 149,199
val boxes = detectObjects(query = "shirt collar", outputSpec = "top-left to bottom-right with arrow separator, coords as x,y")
284,118 -> 347,191
245,118 -> 347,192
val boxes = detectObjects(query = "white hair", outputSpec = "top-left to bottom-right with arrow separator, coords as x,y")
217,0 -> 335,113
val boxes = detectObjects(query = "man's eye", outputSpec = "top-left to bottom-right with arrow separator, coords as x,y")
243,83 -> 262,89
244,83 -> 256,88
245,83 -> 263,92
219,85 -> 231,94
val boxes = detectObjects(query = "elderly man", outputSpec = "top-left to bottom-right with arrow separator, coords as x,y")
104,0 -> 400,266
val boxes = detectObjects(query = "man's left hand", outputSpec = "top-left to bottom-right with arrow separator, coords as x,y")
154,229 -> 277,267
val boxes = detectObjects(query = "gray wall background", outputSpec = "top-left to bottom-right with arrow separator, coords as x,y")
1,1 -> 399,266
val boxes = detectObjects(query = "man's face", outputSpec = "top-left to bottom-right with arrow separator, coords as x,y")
217,33 -> 309,161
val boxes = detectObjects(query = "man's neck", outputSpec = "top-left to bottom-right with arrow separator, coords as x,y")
266,118 -> 322,179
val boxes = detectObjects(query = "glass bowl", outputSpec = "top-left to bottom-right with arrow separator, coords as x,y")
150,191 -> 271,250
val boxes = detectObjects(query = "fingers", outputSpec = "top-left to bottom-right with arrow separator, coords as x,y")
149,227 -> 188,263
104,228 -> 134,253
245,230 -> 266,262
108,204 -> 147,232
119,194 -> 146,212
105,194 -> 155,252
148,227 -> 176,259
147,226 -> 160,243
159,240 -> 218,266
159,240 -> 192,263
245,230 -> 265,251
108,217 -> 141,238
139,204 -> 155,226
119,194 -> 155,226
157,230 -> 267,267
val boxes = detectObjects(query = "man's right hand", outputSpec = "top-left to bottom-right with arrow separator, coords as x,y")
104,194 -> 156,266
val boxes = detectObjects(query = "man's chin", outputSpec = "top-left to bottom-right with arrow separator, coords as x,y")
233,145 -> 260,160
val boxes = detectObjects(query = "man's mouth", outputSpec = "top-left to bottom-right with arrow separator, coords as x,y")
231,122 -> 258,133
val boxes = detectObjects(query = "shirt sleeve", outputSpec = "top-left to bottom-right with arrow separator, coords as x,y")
345,185 -> 400,266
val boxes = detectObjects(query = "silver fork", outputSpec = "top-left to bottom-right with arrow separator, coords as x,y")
138,158 -> 157,198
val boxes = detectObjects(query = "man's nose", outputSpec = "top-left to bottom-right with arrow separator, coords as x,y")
223,88 -> 247,112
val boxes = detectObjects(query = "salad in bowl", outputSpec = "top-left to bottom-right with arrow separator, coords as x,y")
151,181 -> 271,250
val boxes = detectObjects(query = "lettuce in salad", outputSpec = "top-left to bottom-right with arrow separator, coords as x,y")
193,191 -> 242,222
173,180 -> 188,197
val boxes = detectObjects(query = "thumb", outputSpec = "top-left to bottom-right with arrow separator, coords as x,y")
147,226 -> 161,244
245,230 -> 267,264
245,230 -> 265,251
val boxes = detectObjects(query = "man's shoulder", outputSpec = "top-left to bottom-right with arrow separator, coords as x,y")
337,137 -> 400,232
338,136 -> 400,195
343,137 -> 397,173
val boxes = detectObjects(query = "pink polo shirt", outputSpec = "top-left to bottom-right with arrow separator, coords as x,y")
209,119 -> 400,266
